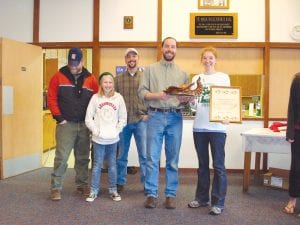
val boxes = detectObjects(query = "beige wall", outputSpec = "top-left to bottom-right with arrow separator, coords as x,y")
269,49 -> 300,118
176,48 -> 264,75
100,47 -> 264,77
99,46 -> 300,120
100,48 -> 157,76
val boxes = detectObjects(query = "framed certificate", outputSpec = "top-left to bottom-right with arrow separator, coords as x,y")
198,0 -> 230,9
209,86 -> 242,123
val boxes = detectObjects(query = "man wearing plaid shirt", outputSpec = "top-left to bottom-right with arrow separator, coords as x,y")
115,48 -> 148,193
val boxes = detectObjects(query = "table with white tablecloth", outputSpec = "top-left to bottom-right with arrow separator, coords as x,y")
241,128 -> 290,192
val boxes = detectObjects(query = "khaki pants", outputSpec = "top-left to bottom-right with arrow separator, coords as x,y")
51,121 -> 90,190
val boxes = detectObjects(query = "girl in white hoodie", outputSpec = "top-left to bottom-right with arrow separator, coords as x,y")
85,72 -> 127,202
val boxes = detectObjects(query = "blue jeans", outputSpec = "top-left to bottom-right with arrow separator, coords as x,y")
193,132 -> 227,208
90,142 -> 118,195
117,120 -> 147,185
144,110 -> 183,198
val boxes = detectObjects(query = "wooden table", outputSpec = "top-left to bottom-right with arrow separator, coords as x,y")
241,128 -> 290,192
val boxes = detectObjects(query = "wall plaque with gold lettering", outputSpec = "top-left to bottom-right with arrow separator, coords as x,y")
124,16 -> 133,29
190,13 -> 238,38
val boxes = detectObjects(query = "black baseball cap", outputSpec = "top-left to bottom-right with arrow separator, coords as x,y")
68,47 -> 83,66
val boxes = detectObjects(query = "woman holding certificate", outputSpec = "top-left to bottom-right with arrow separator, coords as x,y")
188,47 -> 230,216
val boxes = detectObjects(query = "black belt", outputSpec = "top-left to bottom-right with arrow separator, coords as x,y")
148,107 -> 181,113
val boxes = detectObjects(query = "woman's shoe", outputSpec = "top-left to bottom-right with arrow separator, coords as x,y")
188,200 -> 209,208
283,205 -> 295,214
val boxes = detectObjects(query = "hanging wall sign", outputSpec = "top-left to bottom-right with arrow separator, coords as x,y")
190,13 -> 238,38
116,66 -> 127,75
124,16 -> 134,29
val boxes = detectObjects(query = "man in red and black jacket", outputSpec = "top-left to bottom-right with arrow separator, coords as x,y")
47,47 -> 98,201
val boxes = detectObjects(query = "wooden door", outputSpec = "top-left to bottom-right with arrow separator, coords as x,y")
0,38 -> 43,179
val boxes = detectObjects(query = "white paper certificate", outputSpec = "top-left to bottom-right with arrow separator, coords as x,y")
209,86 -> 242,123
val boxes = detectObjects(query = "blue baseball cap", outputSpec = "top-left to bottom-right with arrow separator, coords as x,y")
68,47 -> 83,66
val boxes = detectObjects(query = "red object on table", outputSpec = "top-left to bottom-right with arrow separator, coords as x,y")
269,122 -> 287,132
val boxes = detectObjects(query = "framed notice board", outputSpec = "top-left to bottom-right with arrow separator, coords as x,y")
190,13 -> 238,38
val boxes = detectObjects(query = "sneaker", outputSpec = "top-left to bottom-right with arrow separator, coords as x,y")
50,189 -> 61,201
77,186 -> 90,197
111,192 -> 121,201
117,184 -> 124,193
86,192 -> 97,202
209,206 -> 223,215
188,200 -> 209,208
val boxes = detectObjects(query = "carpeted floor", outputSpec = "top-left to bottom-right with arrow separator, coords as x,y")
0,168 -> 299,225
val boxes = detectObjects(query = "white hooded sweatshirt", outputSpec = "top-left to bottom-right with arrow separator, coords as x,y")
85,92 -> 127,145
190,72 -> 230,133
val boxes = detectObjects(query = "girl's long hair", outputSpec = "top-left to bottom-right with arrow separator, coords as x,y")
98,72 -> 115,97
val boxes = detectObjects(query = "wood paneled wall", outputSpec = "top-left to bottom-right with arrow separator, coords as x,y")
31,0 -> 300,121
175,48 -> 263,75
100,48 -> 157,75
269,49 -> 300,118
